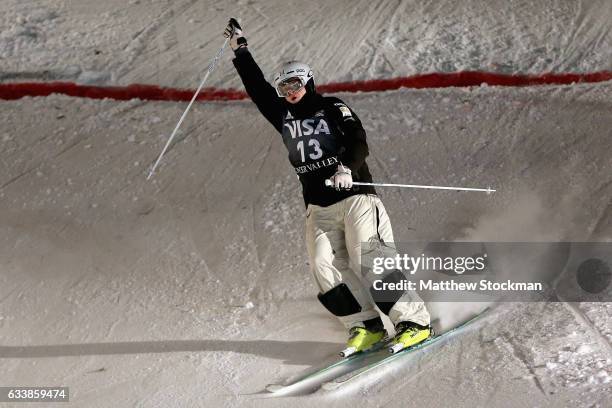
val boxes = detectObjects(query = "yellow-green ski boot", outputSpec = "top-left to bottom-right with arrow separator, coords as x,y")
340,318 -> 387,358
389,322 -> 433,354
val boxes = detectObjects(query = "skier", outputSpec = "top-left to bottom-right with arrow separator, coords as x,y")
224,19 -> 431,354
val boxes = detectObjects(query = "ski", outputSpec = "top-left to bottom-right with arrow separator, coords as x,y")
265,337 -> 389,394
321,308 -> 490,391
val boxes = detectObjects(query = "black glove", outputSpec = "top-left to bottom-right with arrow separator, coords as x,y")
223,18 -> 247,51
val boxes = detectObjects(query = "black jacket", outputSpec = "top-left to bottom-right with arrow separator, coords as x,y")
232,48 -> 376,207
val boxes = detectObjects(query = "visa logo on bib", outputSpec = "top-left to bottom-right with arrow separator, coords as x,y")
284,118 -> 331,139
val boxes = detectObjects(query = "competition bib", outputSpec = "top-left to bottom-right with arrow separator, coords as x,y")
281,110 -> 341,175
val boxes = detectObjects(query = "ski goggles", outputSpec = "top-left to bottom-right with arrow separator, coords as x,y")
276,77 -> 305,97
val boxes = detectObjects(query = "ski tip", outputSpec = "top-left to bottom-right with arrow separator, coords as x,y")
265,384 -> 284,393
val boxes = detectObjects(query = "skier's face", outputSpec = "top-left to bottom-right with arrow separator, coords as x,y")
285,86 -> 306,104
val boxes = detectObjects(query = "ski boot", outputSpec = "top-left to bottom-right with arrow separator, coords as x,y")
388,321 -> 433,354
340,317 -> 387,358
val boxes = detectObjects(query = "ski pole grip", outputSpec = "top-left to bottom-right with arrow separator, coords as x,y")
325,179 -> 333,187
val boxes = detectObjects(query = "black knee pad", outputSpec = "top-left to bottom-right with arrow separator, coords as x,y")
370,269 -> 406,315
317,283 -> 362,317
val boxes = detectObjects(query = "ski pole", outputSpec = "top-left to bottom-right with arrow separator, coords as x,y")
147,36 -> 230,180
325,179 -> 496,194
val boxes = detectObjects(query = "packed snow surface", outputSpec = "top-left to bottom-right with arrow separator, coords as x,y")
1,1 -> 611,407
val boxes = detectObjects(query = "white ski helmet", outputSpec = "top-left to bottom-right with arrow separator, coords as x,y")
273,61 -> 314,97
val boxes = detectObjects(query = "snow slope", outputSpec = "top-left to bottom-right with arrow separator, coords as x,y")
1,83 -> 611,407
1,1 -> 611,407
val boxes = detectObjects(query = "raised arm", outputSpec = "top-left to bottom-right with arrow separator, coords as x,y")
224,19 -> 285,133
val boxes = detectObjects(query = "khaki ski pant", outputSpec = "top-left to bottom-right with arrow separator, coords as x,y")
305,194 -> 430,329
